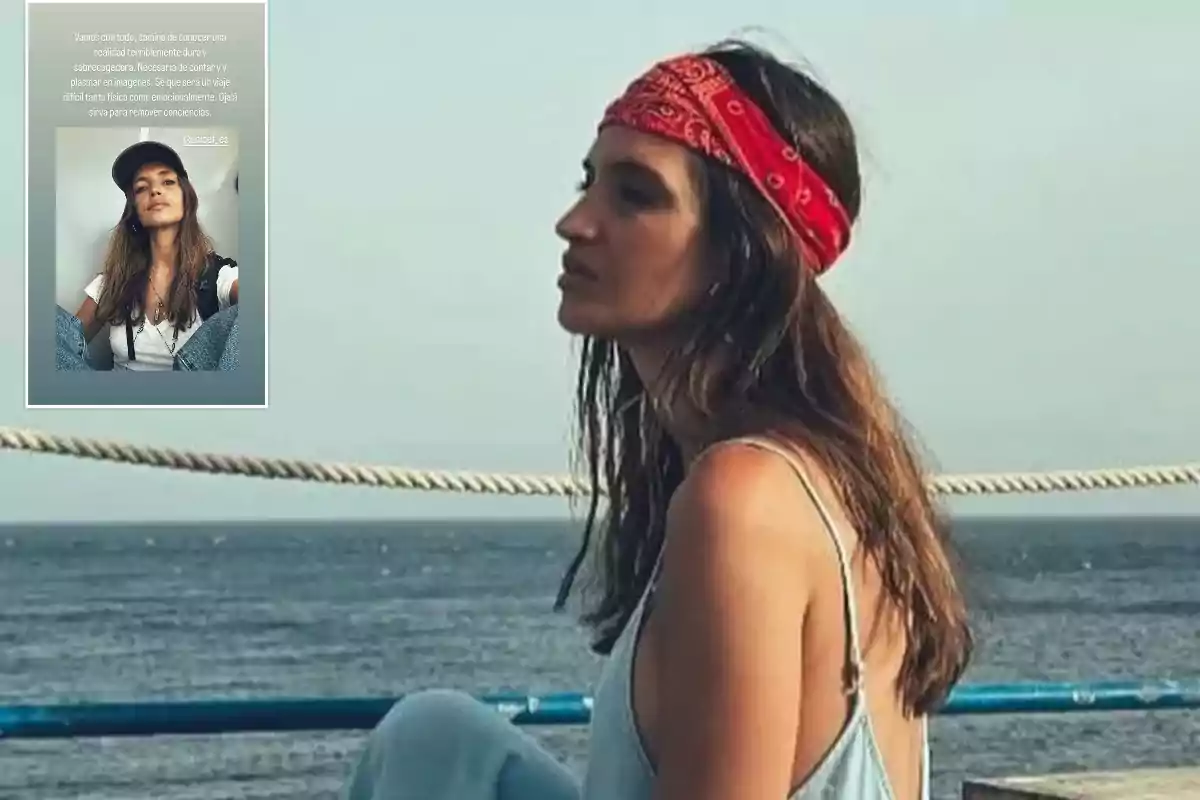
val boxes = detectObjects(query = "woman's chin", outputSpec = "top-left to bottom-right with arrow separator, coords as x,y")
556,303 -> 588,335
556,300 -> 610,337
141,214 -> 182,229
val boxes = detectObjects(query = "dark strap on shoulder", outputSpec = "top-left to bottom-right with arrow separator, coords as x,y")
196,252 -> 238,321
125,315 -> 136,361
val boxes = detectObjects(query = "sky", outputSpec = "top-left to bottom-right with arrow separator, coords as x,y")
1,2 -> 1197,522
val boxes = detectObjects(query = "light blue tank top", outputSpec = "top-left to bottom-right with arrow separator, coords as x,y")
581,436 -> 930,800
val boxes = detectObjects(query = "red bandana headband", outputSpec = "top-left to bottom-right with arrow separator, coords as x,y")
599,55 -> 852,274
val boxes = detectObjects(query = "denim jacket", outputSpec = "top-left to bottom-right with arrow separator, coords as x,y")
55,304 -> 241,371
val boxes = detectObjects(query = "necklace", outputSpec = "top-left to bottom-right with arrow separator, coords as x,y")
148,282 -> 168,325
135,284 -> 180,355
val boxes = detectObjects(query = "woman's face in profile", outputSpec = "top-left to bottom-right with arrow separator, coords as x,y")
554,126 -> 715,342
131,162 -> 185,229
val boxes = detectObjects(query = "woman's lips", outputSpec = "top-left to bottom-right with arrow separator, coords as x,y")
561,253 -> 598,280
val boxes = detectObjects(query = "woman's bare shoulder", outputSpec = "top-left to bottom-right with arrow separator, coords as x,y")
666,437 -> 833,569
676,436 -> 832,519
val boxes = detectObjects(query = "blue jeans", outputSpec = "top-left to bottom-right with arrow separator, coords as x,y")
343,690 -> 581,800
176,304 -> 240,371
55,305 -> 92,370
54,304 -> 241,371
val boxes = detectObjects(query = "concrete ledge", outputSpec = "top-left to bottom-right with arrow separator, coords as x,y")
962,767 -> 1200,799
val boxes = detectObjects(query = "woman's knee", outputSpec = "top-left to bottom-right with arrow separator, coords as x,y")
346,689 -> 579,800
370,689 -> 498,756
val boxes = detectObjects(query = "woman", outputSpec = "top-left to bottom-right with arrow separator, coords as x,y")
343,40 -> 972,800
72,140 -> 239,371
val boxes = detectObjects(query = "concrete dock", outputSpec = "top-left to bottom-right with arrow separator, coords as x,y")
962,767 -> 1200,799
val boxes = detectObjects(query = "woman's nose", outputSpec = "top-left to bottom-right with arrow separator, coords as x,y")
555,197 -> 597,243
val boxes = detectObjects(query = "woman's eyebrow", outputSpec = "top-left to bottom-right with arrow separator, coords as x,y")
589,154 -> 677,202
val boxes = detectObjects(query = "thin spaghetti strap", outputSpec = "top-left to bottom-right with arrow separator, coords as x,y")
648,536 -> 668,590
691,435 -> 866,692
920,715 -> 931,798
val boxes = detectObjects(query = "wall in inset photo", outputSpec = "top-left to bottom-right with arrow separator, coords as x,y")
55,127 -> 240,370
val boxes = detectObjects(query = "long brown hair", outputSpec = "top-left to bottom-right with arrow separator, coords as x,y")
555,40 -> 972,716
93,173 -> 213,334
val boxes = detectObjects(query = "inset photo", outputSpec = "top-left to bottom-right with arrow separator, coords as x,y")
54,127 -> 241,373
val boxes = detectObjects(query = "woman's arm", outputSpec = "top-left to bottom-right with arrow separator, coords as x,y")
73,297 -> 104,343
652,444 -> 818,800
75,275 -> 107,343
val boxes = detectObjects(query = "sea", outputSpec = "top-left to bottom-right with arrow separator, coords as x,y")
0,516 -> 1197,800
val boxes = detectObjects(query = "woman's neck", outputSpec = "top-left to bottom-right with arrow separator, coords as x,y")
148,226 -> 179,276
626,342 -> 716,467
626,340 -> 779,468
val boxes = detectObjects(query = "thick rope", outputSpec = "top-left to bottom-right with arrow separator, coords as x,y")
1,426 -> 1197,498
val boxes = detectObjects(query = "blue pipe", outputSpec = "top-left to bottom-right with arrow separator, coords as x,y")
1,679 -> 1197,740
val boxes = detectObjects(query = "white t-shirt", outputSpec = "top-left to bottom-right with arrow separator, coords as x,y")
84,265 -> 238,371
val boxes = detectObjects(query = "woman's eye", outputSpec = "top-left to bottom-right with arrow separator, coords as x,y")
617,184 -> 653,207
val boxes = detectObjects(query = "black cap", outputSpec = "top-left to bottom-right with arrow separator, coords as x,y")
112,140 -> 188,193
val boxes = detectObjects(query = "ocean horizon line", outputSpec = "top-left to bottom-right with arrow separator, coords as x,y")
1,511 -> 1198,531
